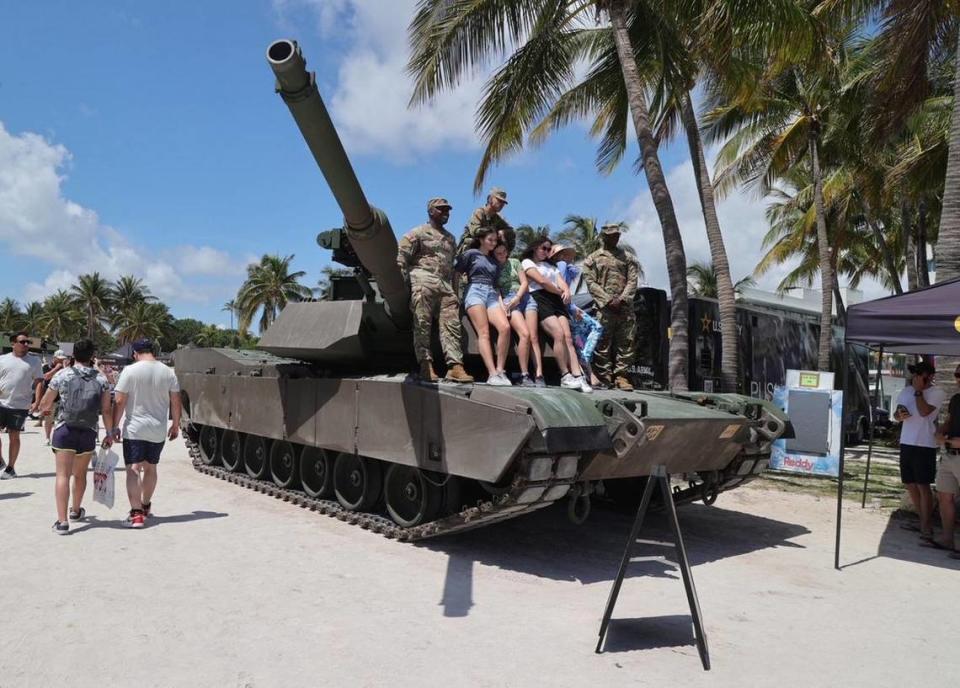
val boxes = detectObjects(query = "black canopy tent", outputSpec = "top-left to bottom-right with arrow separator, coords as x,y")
835,277 -> 960,568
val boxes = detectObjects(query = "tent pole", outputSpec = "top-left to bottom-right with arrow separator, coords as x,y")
861,346 -> 883,508
835,342 -> 851,570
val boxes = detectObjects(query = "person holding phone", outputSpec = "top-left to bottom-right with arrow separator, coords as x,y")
894,359 -> 945,540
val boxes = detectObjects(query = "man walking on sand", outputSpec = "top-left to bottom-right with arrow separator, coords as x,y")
110,339 -> 180,529
0,331 -> 44,479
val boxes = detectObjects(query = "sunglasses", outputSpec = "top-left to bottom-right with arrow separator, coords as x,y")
14,339 -> 29,345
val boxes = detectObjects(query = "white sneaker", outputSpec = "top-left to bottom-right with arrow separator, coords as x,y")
560,373 -> 580,390
578,377 -> 593,393
487,373 -> 512,386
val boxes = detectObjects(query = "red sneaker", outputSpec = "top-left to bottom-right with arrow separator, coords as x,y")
126,509 -> 145,529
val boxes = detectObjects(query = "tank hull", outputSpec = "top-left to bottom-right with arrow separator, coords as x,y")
175,348 -> 789,538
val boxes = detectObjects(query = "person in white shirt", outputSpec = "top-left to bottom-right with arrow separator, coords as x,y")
0,331 -> 44,479
110,339 -> 181,529
893,360 -> 946,539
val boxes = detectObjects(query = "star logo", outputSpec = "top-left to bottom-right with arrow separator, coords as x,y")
701,314 -> 711,333
955,316 -> 960,334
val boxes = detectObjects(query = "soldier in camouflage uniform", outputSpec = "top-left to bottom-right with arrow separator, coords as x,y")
457,186 -> 513,254
582,223 -> 639,391
397,198 -> 474,383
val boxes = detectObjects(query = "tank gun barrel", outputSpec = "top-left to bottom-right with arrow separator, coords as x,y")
266,39 -> 410,328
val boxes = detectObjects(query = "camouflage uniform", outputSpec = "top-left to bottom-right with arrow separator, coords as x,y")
457,187 -> 512,254
397,223 -> 464,366
582,243 -> 639,383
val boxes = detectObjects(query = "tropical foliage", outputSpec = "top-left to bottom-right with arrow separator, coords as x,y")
236,254 -> 313,334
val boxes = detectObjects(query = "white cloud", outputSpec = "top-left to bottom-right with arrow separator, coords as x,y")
0,122 -> 244,307
274,0 -> 487,161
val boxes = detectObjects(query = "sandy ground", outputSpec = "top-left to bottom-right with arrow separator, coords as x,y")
1,425 -> 957,688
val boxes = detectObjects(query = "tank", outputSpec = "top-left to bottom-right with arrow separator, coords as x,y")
174,39 -> 792,540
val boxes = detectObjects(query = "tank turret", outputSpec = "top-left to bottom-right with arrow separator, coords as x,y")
262,38 -> 409,331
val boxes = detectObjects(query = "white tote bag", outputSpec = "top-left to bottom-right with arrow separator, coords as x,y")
92,447 -> 119,509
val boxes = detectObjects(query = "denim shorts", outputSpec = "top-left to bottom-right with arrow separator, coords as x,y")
503,290 -> 537,314
464,283 -> 500,310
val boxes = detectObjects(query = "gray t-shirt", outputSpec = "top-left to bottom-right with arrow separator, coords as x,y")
0,352 -> 43,410
115,360 -> 180,443
49,364 -> 110,430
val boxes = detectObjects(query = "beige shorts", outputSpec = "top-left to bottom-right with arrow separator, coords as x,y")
935,453 -> 960,494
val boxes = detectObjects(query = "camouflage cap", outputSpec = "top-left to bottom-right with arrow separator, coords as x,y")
427,197 -> 452,211
488,187 -> 508,204
601,223 -> 624,235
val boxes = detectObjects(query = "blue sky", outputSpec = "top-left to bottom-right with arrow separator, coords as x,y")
0,0 -> 826,328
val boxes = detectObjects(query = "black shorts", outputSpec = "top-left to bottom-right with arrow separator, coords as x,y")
532,291 -> 568,322
899,444 -> 937,484
0,407 -> 29,432
123,439 -> 165,466
51,425 -> 98,454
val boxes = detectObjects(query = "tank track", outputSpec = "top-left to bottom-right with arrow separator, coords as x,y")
183,430 -> 574,541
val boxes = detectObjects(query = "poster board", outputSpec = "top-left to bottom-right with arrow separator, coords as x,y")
769,370 -> 843,477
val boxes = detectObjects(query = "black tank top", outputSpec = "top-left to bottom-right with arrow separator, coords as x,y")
948,394 -> 960,438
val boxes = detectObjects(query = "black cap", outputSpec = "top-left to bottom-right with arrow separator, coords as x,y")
132,338 -> 154,353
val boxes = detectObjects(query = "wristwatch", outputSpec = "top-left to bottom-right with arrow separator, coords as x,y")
914,390 -> 923,397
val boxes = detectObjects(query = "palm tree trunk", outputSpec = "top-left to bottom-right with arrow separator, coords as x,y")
832,280 -> 846,325
861,197 -> 901,294
681,92 -> 738,392
809,130 -> 833,372
903,203 -> 918,291
608,0 -> 688,391
936,36 -> 960,283
917,200 -> 930,287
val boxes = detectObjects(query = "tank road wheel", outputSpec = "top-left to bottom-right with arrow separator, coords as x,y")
220,430 -> 244,472
198,426 -> 221,466
269,440 -> 300,489
300,447 -> 334,498
384,464 -> 442,528
333,453 -> 382,511
243,435 -> 271,479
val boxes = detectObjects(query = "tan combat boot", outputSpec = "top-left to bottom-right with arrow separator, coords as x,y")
615,375 -> 634,391
445,364 -> 474,383
420,360 -> 439,382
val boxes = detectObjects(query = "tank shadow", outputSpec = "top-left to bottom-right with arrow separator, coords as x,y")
599,615 -> 697,653
844,512 -> 960,572
0,491 -> 33,500
421,501 -> 809,586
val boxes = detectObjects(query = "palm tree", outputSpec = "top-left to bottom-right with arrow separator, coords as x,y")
408,0 -> 692,388
71,272 -> 114,339
111,275 -> 155,326
40,291 -> 82,343
236,254 -> 312,334
555,215 -> 604,257
0,298 -> 22,332
706,18 -> 852,371
222,299 -> 237,330
513,225 -> 551,255
115,301 -> 171,344
21,301 -> 44,337
687,261 -> 754,298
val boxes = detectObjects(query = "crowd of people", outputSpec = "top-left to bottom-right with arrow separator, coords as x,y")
0,332 -> 180,535
894,360 -> 960,558
397,187 -> 640,392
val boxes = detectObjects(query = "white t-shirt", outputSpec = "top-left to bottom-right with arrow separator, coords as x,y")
896,385 -> 947,448
115,360 -> 180,443
521,259 -> 560,293
0,352 -> 43,410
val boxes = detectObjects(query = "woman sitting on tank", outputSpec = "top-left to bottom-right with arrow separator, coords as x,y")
455,227 -> 513,386
520,237 -> 592,393
494,229 -> 538,387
